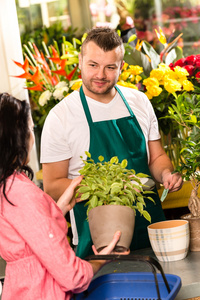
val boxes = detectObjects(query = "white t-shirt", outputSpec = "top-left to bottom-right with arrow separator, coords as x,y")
41,85 -> 160,176
40,85 -> 161,245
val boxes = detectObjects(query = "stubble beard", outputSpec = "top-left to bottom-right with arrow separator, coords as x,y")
83,78 -> 117,96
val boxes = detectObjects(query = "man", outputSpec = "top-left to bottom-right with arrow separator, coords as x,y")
41,27 -> 183,258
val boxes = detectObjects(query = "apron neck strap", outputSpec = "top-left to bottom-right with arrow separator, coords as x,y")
115,86 -> 134,117
79,85 -> 134,125
80,86 -> 93,126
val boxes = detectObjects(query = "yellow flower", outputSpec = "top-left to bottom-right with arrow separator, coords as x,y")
135,39 -> 143,51
135,75 -> 142,83
145,91 -> 153,100
71,79 -> 82,90
122,62 -> 129,70
155,27 -> 167,45
174,66 -> 189,78
143,77 -> 160,87
128,65 -> 143,75
158,63 -> 171,71
120,70 -> 131,81
182,80 -> 194,91
162,71 -> 177,84
130,75 -> 135,82
164,79 -> 182,93
117,81 -> 138,89
150,69 -> 165,81
146,85 -> 162,97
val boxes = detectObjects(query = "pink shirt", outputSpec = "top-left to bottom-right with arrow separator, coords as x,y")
0,172 -> 93,300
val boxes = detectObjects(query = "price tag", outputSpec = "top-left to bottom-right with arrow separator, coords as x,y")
160,188 -> 169,202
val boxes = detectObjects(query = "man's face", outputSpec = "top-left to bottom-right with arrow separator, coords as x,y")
79,41 -> 124,102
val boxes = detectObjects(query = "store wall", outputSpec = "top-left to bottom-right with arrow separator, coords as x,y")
0,0 -> 39,180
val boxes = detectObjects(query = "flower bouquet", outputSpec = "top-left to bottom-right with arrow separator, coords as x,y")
13,38 -> 83,130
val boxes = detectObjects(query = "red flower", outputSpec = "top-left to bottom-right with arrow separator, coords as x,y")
169,63 -> 174,70
184,55 -> 197,66
174,58 -> 186,67
195,71 -> 200,82
183,65 -> 195,76
195,56 -> 200,68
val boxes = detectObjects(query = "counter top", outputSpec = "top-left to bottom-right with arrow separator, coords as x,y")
94,248 -> 200,300
1,249 -> 200,299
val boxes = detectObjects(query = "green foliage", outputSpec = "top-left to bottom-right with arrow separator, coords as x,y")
165,91 -> 200,183
20,22 -> 79,52
123,33 -> 183,77
176,137 -> 200,182
76,152 -> 155,222
124,44 -> 152,77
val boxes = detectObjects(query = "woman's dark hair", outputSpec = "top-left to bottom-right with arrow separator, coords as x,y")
0,93 -> 33,203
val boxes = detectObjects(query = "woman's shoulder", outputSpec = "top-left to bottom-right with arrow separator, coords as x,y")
6,172 -> 48,206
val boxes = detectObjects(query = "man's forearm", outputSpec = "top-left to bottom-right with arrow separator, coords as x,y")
149,153 -> 174,184
44,177 -> 72,201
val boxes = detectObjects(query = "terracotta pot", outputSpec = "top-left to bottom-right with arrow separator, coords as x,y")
181,213 -> 200,251
88,205 -> 135,252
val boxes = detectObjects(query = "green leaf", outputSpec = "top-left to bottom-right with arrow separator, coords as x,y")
121,159 -> 128,168
85,151 -> 91,158
142,41 -> 160,69
77,186 -> 91,193
142,210 -> 151,222
110,182 -> 122,194
110,156 -> 118,164
128,34 -> 137,44
98,155 -> 104,162
94,191 -> 107,199
124,46 -> 152,77
80,192 -> 90,201
90,195 -> 98,208
165,48 -> 178,65
73,38 -> 82,45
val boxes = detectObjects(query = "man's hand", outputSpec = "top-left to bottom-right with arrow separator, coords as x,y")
162,170 -> 183,192
57,176 -> 83,215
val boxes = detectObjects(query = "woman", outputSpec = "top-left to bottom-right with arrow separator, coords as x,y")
0,93 -> 124,300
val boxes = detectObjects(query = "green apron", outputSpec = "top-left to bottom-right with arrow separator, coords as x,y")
74,86 -> 165,258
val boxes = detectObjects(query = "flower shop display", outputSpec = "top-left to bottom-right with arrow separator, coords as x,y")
164,54 -> 200,250
124,26 -> 183,77
133,1 -> 200,57
75,151 -> 154,251
13,26 -> 196,172
117,59 -> 195,168
13,38 -> 83,130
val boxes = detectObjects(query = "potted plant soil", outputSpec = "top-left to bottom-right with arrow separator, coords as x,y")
76,152 -> 155,252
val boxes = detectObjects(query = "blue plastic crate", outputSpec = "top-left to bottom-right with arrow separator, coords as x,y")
73,272 -> 181,300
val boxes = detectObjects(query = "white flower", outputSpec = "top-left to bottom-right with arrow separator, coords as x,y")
55,81 -> 68,89
39,90 -> 52,106
53,86 -> 69,100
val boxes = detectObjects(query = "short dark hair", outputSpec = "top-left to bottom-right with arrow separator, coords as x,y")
0,93 -> 33,204
81,27 -> 124,57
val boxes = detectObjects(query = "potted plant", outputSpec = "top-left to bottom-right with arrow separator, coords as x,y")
165,55 -> 200,250
76,152 -> 155,252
